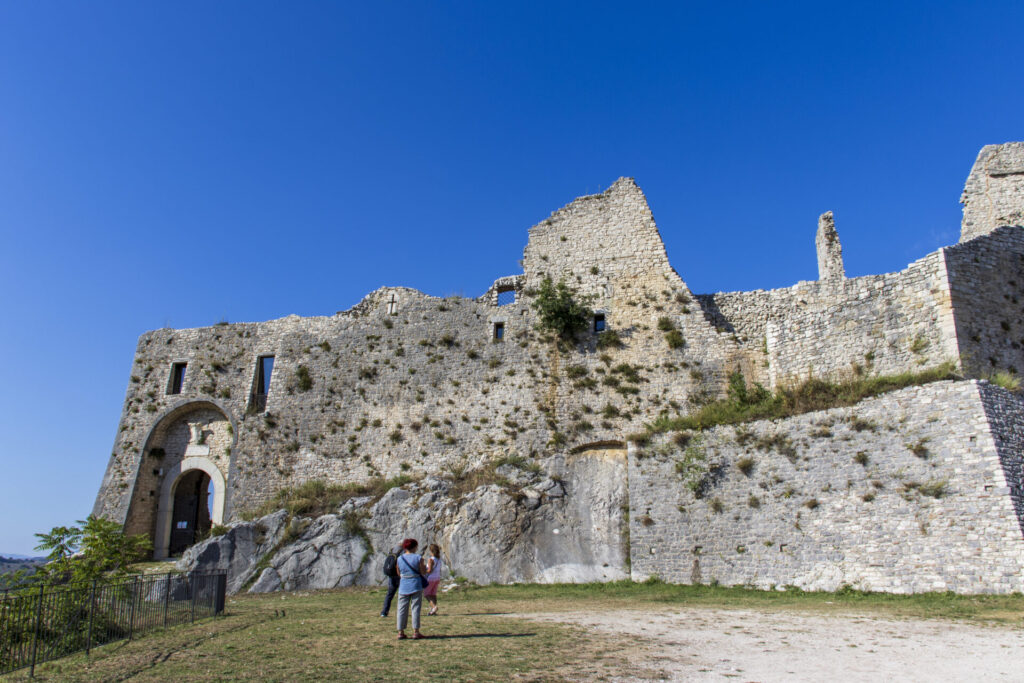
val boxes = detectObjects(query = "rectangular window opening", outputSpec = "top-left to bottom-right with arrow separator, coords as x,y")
497,289 -> 516,306
168,363 -> 187,395
251,356 -> 274,412
594,313 -> 606,332
493,322 -> 505,342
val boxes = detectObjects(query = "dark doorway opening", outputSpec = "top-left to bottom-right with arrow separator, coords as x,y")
168,470 -> 213,556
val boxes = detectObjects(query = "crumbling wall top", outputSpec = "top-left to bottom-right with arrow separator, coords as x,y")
961,142 -> 1024,242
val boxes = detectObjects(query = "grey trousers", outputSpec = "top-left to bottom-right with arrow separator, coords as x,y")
397,590 -> 422,631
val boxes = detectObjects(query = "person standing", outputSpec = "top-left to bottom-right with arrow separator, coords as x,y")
379,544 -> 401,618
396,538 -> 427,640
424,543 -> 443,616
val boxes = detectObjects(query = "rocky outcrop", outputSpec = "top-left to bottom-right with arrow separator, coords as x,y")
177,451 -> 629,593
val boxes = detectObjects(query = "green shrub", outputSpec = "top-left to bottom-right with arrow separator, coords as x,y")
664,329 -> 685,349
33,516 -> 152,583
596,330 -> 624,349
530,277 -> 594,340
295,365 -> 314,392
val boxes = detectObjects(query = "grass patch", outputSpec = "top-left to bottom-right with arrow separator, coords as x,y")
987,370 -> 1022,392
647,363 -> 959,436
17,582 -> 1024,682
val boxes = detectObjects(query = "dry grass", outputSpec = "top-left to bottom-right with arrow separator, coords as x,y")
13,582 -> 1024,681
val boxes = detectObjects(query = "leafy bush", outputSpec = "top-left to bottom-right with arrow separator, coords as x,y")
33,516 -> 152,583
530,277 -> 594,340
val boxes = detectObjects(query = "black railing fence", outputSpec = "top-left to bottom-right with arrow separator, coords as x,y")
0,572 -> 226,677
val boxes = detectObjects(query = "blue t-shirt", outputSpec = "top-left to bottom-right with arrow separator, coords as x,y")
397,553 -> 424,595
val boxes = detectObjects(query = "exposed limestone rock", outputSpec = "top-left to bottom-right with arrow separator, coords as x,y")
178,452 -> 629,593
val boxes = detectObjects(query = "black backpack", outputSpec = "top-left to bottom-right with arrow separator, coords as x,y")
382,552 -> 398,578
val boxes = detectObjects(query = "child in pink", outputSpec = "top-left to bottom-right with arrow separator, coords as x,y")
424,543 -> 443,616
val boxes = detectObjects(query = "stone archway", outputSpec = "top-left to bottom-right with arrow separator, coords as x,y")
155,457 -> 226,559
123,400 -> 235,559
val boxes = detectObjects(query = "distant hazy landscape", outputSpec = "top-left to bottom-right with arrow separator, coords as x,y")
0,556 -> 44,578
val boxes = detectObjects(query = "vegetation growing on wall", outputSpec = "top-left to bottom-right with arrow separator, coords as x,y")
530,277 -> 594,341
645,362 -> 960,436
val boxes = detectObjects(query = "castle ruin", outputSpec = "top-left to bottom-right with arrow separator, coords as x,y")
94,143 -> 1024,593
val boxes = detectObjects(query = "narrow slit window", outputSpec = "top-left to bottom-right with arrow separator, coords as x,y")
497,289 -> 516,306
594,313 -> 606,332
493,322 -> 505,342
168,363 -> 187,394
251,356 -> 274,412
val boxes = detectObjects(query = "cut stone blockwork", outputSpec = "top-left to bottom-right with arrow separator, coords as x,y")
96,143 -> 1024,593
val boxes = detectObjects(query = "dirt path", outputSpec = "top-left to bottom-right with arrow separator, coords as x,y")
520,608 -> 1024,682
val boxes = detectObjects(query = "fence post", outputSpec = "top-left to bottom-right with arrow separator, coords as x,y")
190,574 -> 197,624
29,584 -> 43,678
85,579 -> 98,656
127,576 -> 138,641
163,572 -> 172,628
214,574 -> 226,616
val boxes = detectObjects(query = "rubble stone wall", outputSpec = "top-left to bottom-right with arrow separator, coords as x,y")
627,380 -> 1024,594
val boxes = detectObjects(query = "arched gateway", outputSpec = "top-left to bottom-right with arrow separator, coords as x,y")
122,400 -> 236,559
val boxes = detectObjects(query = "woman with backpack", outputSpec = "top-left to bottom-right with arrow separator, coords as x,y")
379,544 -> 402,618
396,538 -> 428,640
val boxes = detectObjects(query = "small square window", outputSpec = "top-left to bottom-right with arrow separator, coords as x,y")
168,363 -> 187,395
176,521 -> 188,530
493,322 -> 505,342
594,313 -> 606,332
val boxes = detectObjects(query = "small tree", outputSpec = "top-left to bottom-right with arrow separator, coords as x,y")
530,277 -> 594,341
34,516 -> 151,584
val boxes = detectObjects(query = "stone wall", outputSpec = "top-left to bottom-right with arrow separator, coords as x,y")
697,249 -> 959,389
945,225 -> 1024,377
961,142 -> 1024,242
627,380 -> 1024,594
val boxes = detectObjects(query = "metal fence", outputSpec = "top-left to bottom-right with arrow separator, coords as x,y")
0,572 -> 227,677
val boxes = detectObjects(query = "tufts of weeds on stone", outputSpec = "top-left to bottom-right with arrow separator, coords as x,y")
244,476 -> 417,519
804,498 -> 820,510
645,363 -> 959,436
848,416 -> 877,432
596,329 -> 624,350
736,456 -> 755,476
907,438 -> 930,459
986,370 -> 1022,392
295,365 -> 314,392
853,451 -> 869,466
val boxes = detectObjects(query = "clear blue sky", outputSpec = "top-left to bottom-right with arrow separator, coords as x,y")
1,2 -> 1021,555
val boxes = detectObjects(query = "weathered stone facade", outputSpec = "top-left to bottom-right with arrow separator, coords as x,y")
96,144 -> 1024,591
628,381 -> 1024,594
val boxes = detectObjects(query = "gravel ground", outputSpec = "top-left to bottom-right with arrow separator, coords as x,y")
521,608 -> 1024,682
